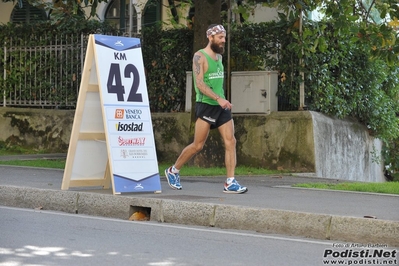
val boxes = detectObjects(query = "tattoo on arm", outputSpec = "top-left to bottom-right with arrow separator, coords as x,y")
193,54 -> 201,75
193,53 -> 211,95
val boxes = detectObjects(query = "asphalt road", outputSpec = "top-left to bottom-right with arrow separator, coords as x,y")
0,206 -> 347,266
1,158 -> 398,249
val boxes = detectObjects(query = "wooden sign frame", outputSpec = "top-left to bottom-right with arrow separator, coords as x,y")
61,34 -> 161,194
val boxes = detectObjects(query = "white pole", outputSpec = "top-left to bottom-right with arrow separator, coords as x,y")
299,9 -> 305,110
3,42 -> 6,107
227,0 -> 232,101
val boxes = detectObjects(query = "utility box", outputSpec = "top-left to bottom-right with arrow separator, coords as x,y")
231,71 -> 278,114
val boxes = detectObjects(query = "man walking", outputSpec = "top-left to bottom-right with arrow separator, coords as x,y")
165,24 -> 247,194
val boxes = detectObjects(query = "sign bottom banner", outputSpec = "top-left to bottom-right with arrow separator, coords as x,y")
113,174 -> 162,193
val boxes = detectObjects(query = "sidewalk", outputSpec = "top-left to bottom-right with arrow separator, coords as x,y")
0,154 -> 398,247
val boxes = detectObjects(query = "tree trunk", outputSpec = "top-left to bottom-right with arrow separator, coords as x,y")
190,0 -> 222,124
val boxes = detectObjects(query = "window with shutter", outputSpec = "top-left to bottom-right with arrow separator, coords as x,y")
105,0 -> 138,34
142,0 -> 161,28
10,0 -> 47,24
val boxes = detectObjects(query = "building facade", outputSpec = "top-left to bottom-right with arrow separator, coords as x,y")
0,0 -> 278,34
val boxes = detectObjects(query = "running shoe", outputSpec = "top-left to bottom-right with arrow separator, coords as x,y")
223,179 -> 248,194
164,167 -> 182,190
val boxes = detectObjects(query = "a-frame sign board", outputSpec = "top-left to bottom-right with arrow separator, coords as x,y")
61,34 -> 162,194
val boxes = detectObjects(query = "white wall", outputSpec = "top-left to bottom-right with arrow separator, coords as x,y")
248,4 -> 279,23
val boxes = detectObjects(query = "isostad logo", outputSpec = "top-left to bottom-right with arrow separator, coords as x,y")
116,122 -> 143,131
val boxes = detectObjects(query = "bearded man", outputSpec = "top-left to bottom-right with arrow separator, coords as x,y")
164,24 -> 248,194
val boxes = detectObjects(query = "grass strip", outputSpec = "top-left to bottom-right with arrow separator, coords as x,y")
0,159 -> 66,169
293,182 -> 399,195
0,159 -> 282,176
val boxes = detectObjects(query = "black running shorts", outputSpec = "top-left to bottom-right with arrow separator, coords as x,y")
195,102 -> 232,129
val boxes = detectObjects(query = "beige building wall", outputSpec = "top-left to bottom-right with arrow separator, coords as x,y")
0,2 -> 15,24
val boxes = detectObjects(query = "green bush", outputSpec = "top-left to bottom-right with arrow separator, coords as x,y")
274,17 -> 399,177
141,26 -> 193,112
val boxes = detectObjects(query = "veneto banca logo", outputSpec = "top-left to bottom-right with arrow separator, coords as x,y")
115,109 -> 124,119
115,109 -> 142,119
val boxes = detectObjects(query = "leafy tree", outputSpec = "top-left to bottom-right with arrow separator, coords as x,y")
189,0 -> 222,123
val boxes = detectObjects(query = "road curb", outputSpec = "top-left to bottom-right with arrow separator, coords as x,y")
1,185 -> 398,247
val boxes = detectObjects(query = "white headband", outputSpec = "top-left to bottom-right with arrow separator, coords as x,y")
206,25 -> 226,38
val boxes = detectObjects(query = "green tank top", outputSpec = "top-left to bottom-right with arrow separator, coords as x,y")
194,49 -> 224,105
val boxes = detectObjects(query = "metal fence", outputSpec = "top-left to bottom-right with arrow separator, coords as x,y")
2,34 -> 86,108
1,32 -> 295,111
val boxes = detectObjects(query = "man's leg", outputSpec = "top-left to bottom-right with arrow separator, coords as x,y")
165,118 -> 211,190
174,118 -> 211,169
217,119 -> 236,177
218,119 -> 247,194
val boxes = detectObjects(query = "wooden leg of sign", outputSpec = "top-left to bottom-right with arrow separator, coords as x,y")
61,82 -> 87,190
62,35 -> 107,191
103,159 -> 111,189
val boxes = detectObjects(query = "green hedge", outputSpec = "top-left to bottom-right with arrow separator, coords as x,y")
141,26 -> 193,112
